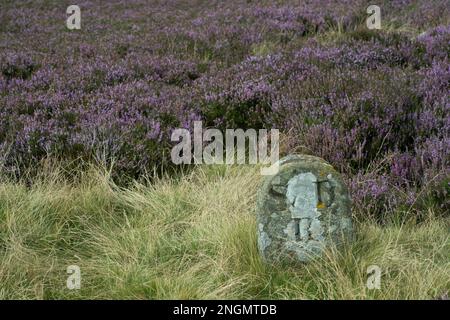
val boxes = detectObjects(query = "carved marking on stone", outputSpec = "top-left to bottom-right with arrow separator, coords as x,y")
313,178 -> 329,209
256,154 -> 353,264
286,172 -> 318,218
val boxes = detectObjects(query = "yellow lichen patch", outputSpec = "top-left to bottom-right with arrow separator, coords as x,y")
317,202 -> 326,209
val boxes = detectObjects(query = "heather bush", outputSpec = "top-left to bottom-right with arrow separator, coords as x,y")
0,0 -> 448,215
0,52 -> 38,80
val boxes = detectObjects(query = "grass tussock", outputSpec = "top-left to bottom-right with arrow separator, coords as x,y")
0,164 -> 448,300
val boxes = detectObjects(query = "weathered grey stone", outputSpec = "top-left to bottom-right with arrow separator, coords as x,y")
256,154 -> 353,263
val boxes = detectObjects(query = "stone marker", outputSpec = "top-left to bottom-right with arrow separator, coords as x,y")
256,154 -> 353,263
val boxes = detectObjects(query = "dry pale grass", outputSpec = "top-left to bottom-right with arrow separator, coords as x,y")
0,164 -> 448,299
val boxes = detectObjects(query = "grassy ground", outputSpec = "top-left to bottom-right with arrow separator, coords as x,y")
0,164 -> 448,299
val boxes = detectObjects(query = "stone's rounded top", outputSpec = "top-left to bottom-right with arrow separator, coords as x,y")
256,154 -> 353,264
278,154 -> 334,167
